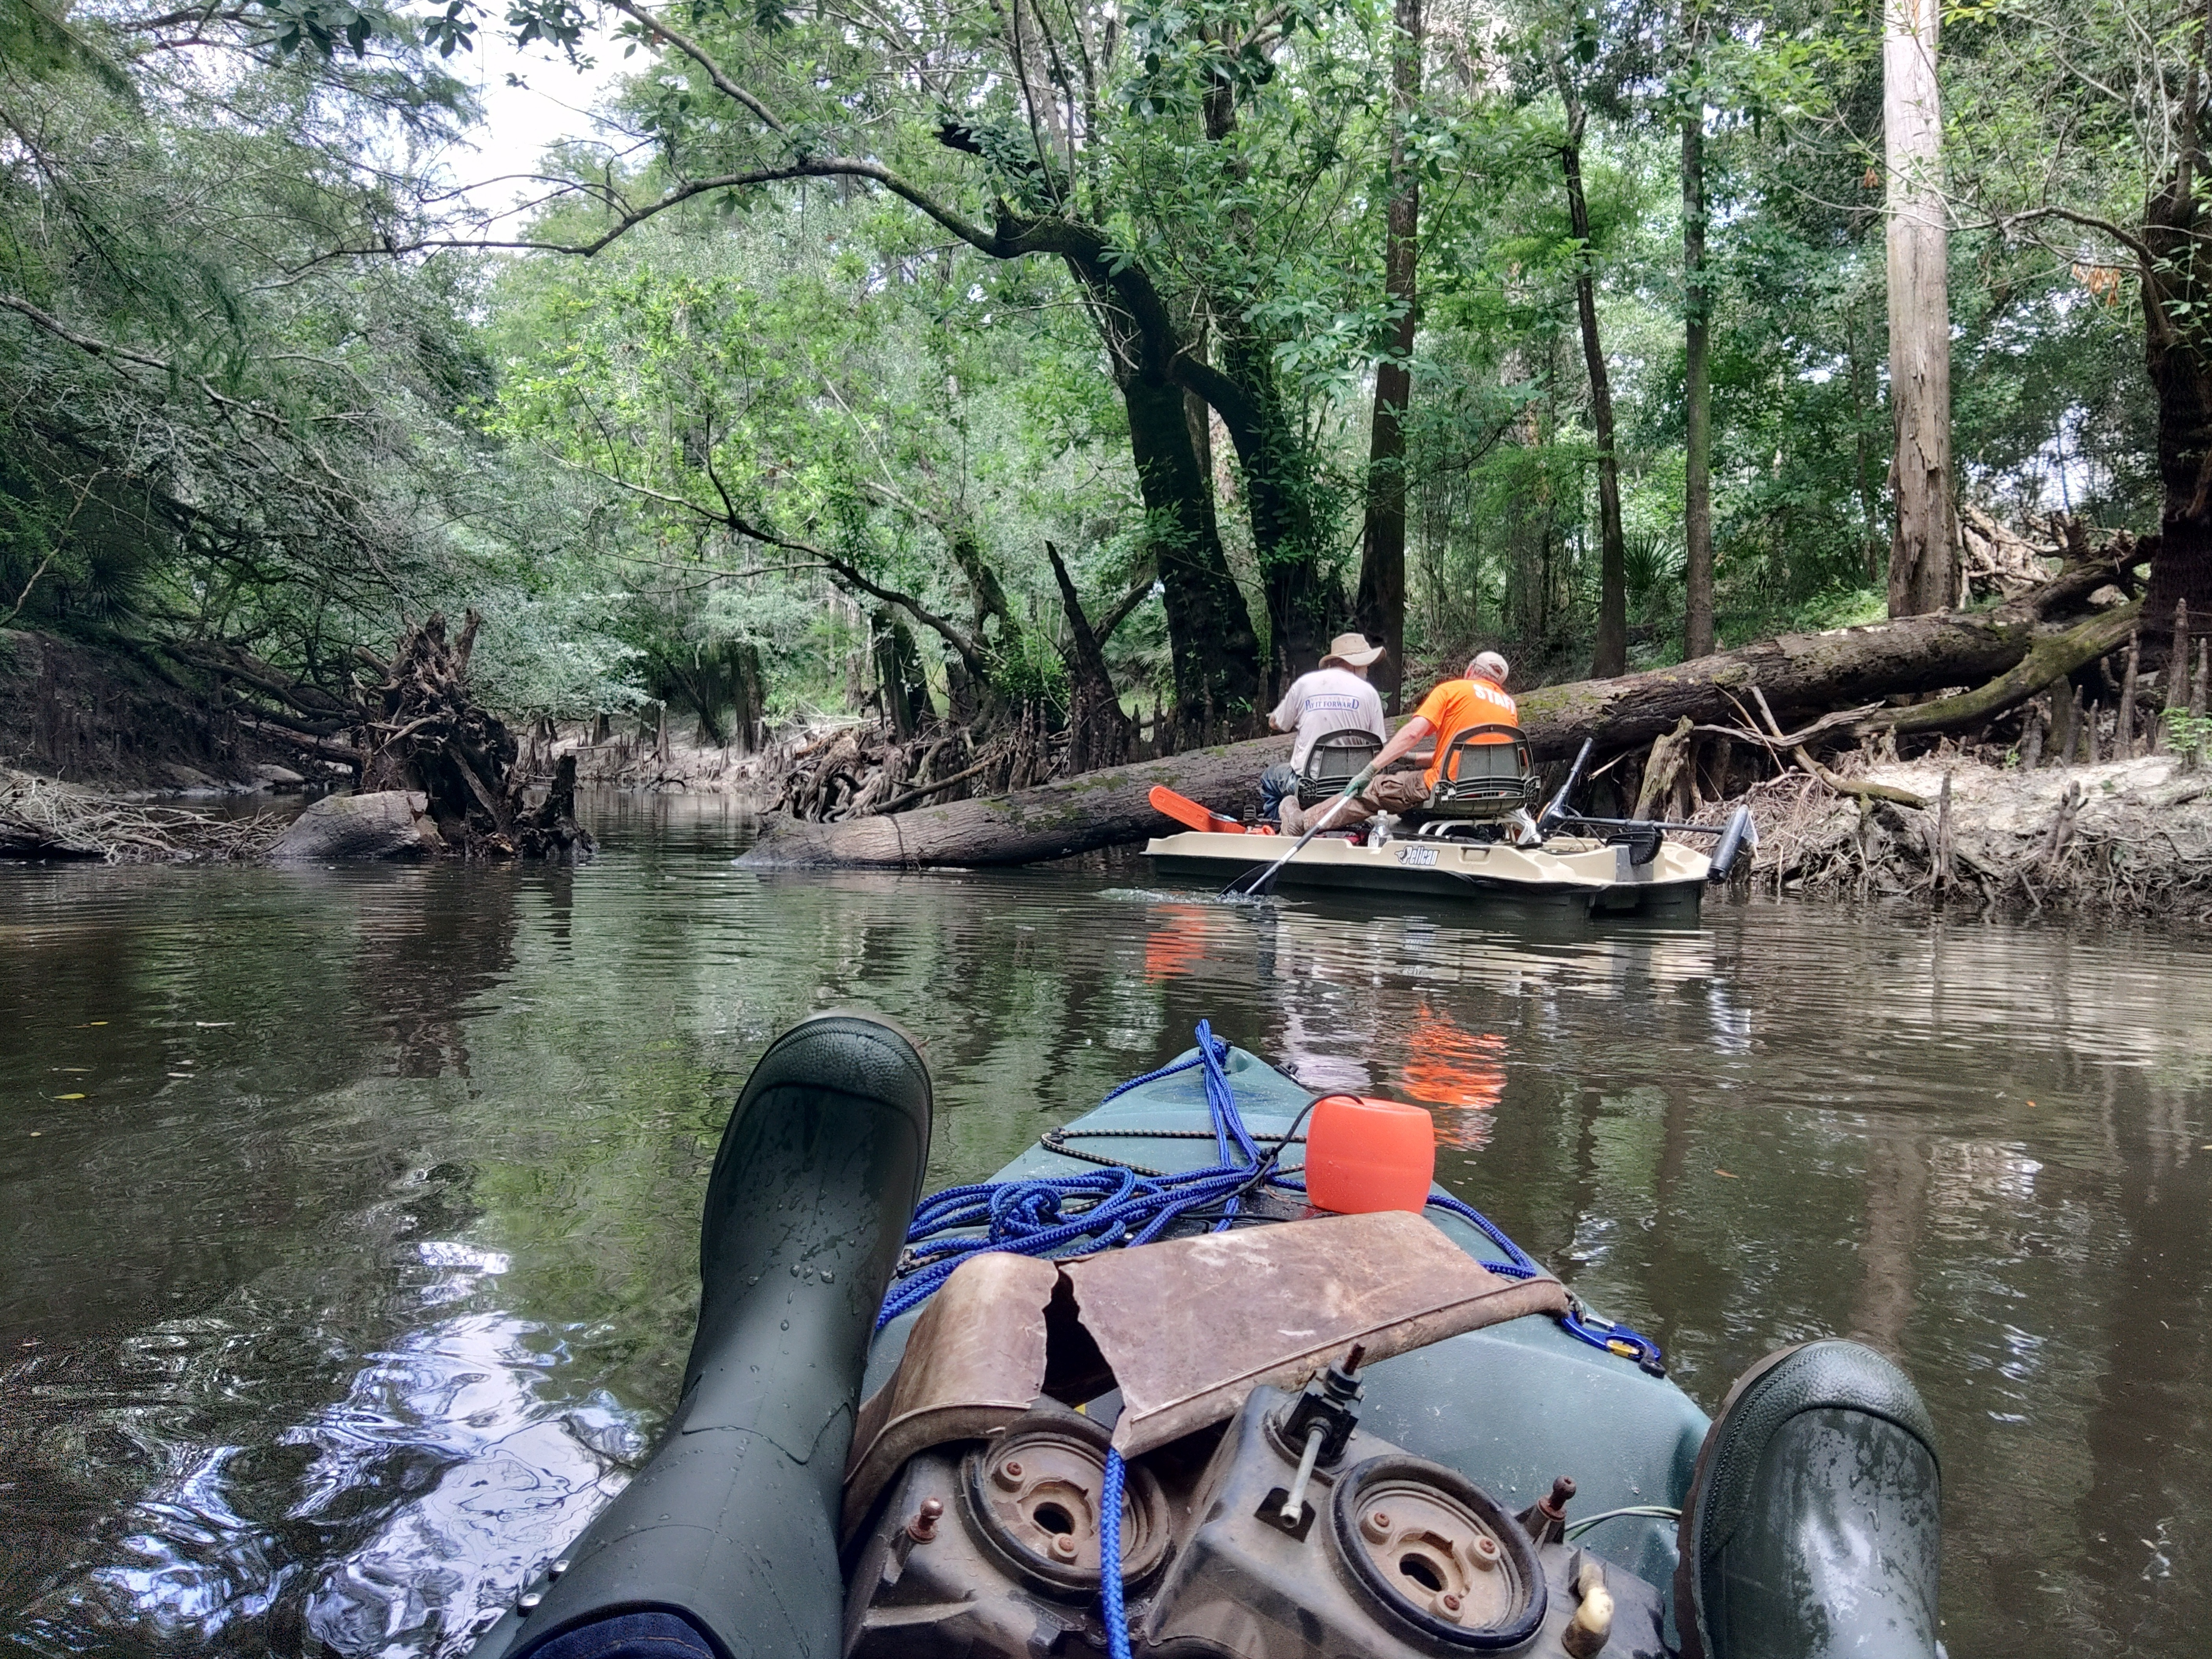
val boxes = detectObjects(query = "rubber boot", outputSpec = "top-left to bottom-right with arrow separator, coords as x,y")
1674,1339 -> 1941,1659
470,1012 -> 933,1659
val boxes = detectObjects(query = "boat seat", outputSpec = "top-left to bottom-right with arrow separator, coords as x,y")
1416,725 -> 1539,821
1295,727 -> 1384,808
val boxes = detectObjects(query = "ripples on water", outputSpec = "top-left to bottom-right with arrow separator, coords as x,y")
2,791 -> 2208,1657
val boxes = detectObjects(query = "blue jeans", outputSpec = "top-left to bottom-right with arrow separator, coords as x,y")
1259,763 -> 1300,827
518,1611 -> 717,1659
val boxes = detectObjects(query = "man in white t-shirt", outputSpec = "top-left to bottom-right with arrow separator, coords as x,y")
1259,633 -> 1388,828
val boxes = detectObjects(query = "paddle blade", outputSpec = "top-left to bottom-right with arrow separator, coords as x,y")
1149,784 -> 1247,835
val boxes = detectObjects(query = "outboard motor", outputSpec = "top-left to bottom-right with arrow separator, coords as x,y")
469,1013 -> 933,1659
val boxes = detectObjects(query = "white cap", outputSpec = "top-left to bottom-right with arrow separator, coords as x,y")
1470,651 -> 1509,686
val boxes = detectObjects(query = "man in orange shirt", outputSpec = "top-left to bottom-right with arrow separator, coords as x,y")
1368,651 -> 1518,787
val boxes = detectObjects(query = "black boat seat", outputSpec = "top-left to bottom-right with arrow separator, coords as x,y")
1295,727 -> 1384,808
1420,724 -> 1538,821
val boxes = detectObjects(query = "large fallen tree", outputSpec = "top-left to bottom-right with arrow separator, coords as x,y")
738,549 -> 2155,869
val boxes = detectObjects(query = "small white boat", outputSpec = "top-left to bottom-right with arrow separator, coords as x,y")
1142,734 -> 1752,919
1143,828 -> 1714,917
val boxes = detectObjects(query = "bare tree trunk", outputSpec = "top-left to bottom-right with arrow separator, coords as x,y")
1682,91 -> 1716,661
1045,540 -> 1133,775
1356,0 -> 1422,711
1559,93 -> 1630,676
2141,13 -> 2212,634
1883,0 -> 1957,615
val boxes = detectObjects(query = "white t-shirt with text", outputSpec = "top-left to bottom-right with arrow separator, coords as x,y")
1269,668 -> 1387,769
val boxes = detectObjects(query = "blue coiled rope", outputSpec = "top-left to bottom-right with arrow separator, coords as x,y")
1099,1448 -> 1132,1659
875,1018 -> 1662,1374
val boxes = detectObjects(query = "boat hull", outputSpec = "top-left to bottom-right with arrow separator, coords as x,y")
1143,830 -> 1709,919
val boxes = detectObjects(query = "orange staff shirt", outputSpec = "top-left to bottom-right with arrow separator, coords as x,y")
1411,678 -> 1520,788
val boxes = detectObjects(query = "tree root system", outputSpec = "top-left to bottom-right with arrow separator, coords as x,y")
1698,753 -> 2212,921
358,612 -> 593,861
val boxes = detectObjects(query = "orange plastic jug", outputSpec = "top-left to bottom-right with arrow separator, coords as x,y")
1304,1094 -> 1436,1215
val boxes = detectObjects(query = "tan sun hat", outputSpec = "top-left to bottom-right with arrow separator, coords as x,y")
1321,632 -> 1385,669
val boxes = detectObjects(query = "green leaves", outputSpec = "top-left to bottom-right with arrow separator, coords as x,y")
260,0 -> 384,57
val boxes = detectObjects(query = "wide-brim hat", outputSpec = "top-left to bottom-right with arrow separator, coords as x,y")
1321,632 -> 1385,668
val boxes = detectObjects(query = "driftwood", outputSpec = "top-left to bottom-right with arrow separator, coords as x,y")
0,766 -> 285,862
1691,757 -> 2212,919
738,578 -> 2135,869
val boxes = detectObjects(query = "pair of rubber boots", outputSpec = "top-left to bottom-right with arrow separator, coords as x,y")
471,1013 -> 1941,1659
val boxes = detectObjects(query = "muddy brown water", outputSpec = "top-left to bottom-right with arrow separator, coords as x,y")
2,791 -> 2206,1657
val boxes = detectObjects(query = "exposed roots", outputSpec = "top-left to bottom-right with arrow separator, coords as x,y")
0,766 -> 286,862
358,613 -> 592,861
1696,755 -> 2212,921
771,703 -> 1063,822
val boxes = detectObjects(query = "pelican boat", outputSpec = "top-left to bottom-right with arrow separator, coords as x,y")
1143,828 -> 1717,917
467,1017 -> 1940,1659
1143,733 -> 1750,918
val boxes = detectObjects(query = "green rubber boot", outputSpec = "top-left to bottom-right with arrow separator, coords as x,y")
470,1011 -> 933,1659
1675,1339 -> 1942,1659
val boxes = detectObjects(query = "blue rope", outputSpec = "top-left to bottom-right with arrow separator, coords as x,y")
1100,1447 -> 1132,1659
875,1020 -> 1664,1374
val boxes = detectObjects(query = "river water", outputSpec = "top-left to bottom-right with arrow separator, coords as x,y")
2,793 -> 2206,1657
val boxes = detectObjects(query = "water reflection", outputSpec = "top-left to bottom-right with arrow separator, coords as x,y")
1,833 -> 2208,1657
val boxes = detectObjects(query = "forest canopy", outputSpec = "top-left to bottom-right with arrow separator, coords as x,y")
0,0 -> 2192,748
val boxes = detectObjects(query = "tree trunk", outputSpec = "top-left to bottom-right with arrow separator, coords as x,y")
1356,0 -> 1422,711
1561,98 -> 1630,677
737,597 -> 2085,868
1682,101 -> 1716,661
734,641 -> 763,753
2141,18 -> 2212,635
1191,82 -> 1335,701
1883,0 -> 1956,615
1122,371 -> 1263,736
1224,333 -> 1336,697
872,608 -> 931,739
1045,539 -> 1133,775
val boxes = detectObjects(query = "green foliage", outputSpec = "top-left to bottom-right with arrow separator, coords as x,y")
0,0 -> 2186,737
2165,709 -> 2212,767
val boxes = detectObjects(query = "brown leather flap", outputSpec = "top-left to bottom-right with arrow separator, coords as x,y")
1064,1211 -> 1566,1456
840,1213 -> 1566,1536
841,1251 -> 1058,1538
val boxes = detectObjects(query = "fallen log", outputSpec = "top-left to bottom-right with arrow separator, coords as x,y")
735,590 -> 2124,870
737,743 -> 1274,867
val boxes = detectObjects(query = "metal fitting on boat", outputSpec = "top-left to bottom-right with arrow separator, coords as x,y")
1517,1475 -> 1577,1545
906,1497 -> 943,1543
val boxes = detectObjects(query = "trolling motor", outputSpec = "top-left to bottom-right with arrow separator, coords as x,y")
1536,737 -> 1756,881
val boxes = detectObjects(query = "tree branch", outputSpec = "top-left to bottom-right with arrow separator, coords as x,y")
600,0 -> 788,135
